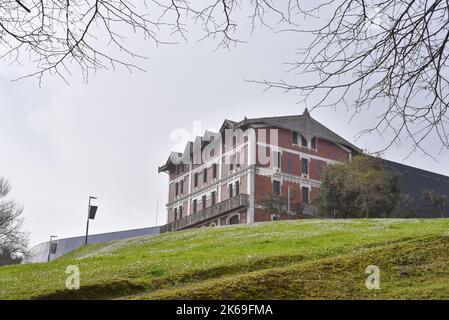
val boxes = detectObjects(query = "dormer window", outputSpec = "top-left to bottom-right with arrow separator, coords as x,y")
293,131 -> 308,147
292,131 -> 298,145
301,135 -> 308,147
311,137 -> 317,149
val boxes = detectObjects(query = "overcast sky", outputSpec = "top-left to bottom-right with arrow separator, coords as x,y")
1,12 -> 449,247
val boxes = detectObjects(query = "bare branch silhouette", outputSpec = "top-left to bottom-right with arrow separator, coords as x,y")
251,0 -> 449,156
2,1 -> 448,154
0,0 -> 289,83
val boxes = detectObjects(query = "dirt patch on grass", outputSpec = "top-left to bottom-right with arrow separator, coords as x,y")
33,280 -> 146,300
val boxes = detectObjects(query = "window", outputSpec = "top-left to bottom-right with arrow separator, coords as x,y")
271,214 -> 280,221
232,136 -> 237,148
273,151 -> 281,168
210,148 -> 215,157
180,180 -> 184,194
273,180 -> 281,195
193,199 -> 197,213
202,195 -> 207,210
302,158 -> 309,175
174,207 -> 178,221
230,155 -> 234,171
302,187 -> 309,204
203,168 -> 207,184
212,163 -> 217,179
194,173 -> 198,188
235,181 -> 240,196
236,152 -> 241,169
292,131 -> 298,145
301,135 -> 308,147
211,191 -> 216,205
311,137 -> 317,149
175,182 -> 179,196
179,206 -> 183,219
229,183 -> 234,198
229,215 -> 240,225
176,165 -> 181,176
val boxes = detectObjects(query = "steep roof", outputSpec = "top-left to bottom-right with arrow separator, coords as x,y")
234,108 -> 361,152
158,151 -> 183,173
159,109 -> 362,173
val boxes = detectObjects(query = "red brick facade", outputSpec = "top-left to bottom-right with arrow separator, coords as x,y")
159,113 -> 357,230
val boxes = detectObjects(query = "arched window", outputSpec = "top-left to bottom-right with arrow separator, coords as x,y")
229,215 -> 240,225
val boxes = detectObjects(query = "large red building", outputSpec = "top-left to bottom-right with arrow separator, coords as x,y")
158,109 -> 363,231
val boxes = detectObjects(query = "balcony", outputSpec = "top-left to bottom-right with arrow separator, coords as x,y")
161,194 -> 249,233
301,203 -> 318,217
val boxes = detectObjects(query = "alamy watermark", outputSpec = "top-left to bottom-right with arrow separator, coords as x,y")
168,121 -> 281,166
65,265 -> 80,290
365,265 -> 380,290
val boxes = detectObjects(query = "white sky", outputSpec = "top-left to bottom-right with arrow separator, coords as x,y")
1,9 -> 449,247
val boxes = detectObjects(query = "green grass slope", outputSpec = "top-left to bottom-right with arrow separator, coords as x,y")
1,219 -> 449,300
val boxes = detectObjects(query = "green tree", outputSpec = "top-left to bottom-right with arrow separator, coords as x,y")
422,190 -> 448,218
315,155 -> 401,218
258,191 -> 303,220
393,193 -> 420,218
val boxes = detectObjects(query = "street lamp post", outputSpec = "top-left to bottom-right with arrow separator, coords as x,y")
85,196 -> 98,245
47,235 -> 57,262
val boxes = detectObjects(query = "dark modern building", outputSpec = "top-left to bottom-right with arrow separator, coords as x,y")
384,160 -> 449,217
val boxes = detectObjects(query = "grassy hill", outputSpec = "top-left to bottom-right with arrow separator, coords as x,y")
1,219 -> 449,300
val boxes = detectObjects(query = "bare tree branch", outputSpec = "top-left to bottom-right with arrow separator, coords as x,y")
3,0 -> 448,155
251,0 -> 449,156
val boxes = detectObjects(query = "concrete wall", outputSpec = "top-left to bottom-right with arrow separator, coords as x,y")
29,226 -> 160,263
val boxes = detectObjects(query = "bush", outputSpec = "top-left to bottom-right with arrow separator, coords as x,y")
314,154 -> 401,218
